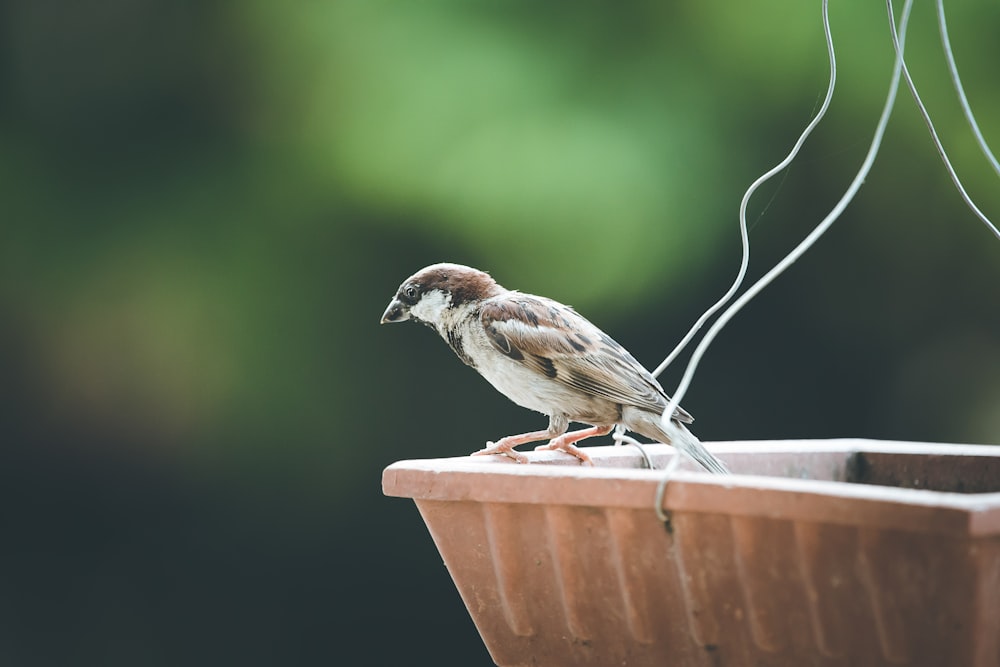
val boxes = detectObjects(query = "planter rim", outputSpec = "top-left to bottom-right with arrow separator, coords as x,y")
383,438 -> 1000,536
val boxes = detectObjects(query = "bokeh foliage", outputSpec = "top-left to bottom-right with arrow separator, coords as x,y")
2,1 -> 998,665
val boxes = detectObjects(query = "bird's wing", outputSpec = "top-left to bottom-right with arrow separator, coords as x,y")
479,294 -> 693,423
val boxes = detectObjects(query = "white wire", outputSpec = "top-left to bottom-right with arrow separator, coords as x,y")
658,0 -> 914,440
654,452 -> 681,523
937,0 -> 1000,179
887,0 -> 1000,239
652,1 -> 838,381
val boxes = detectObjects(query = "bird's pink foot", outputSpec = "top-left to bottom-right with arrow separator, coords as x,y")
472,440 -> 529,464
533,424 -> 613,465
534,438 -> 594,465
471,427 -> 557,463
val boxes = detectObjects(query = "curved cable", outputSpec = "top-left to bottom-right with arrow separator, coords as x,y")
937,0 -> 1000,178
652,0 -> 838,380
887,0 -> 999,238
657,0 -> 914,459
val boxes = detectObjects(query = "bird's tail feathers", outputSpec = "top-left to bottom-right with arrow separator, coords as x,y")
674,427 -> 730,474
622,407 -> 730,474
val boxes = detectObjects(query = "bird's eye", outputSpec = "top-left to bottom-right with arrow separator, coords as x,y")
404,285 -> 418,301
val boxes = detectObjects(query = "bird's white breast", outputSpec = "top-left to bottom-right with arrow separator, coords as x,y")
455,317 -> 613,422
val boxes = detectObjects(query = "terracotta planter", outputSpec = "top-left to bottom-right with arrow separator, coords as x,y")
382,439 -> 1000,667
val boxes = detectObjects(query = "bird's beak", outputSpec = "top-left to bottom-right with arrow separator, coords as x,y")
380,298 -> 409,324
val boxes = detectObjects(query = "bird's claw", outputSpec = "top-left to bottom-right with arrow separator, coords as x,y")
472,441 -> 529,464
534,439 -> 593,466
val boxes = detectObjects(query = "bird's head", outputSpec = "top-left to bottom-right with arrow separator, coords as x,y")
380,263 -> 503,328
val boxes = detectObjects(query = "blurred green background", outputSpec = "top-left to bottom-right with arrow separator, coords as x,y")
2,1 -> 998,665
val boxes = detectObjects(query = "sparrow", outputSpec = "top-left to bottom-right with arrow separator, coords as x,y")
380,263 -> 729,473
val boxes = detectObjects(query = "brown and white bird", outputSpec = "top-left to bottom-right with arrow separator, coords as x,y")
381,263 -> 729,473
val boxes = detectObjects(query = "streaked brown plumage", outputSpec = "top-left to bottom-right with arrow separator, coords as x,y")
381,263 -> 728,473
